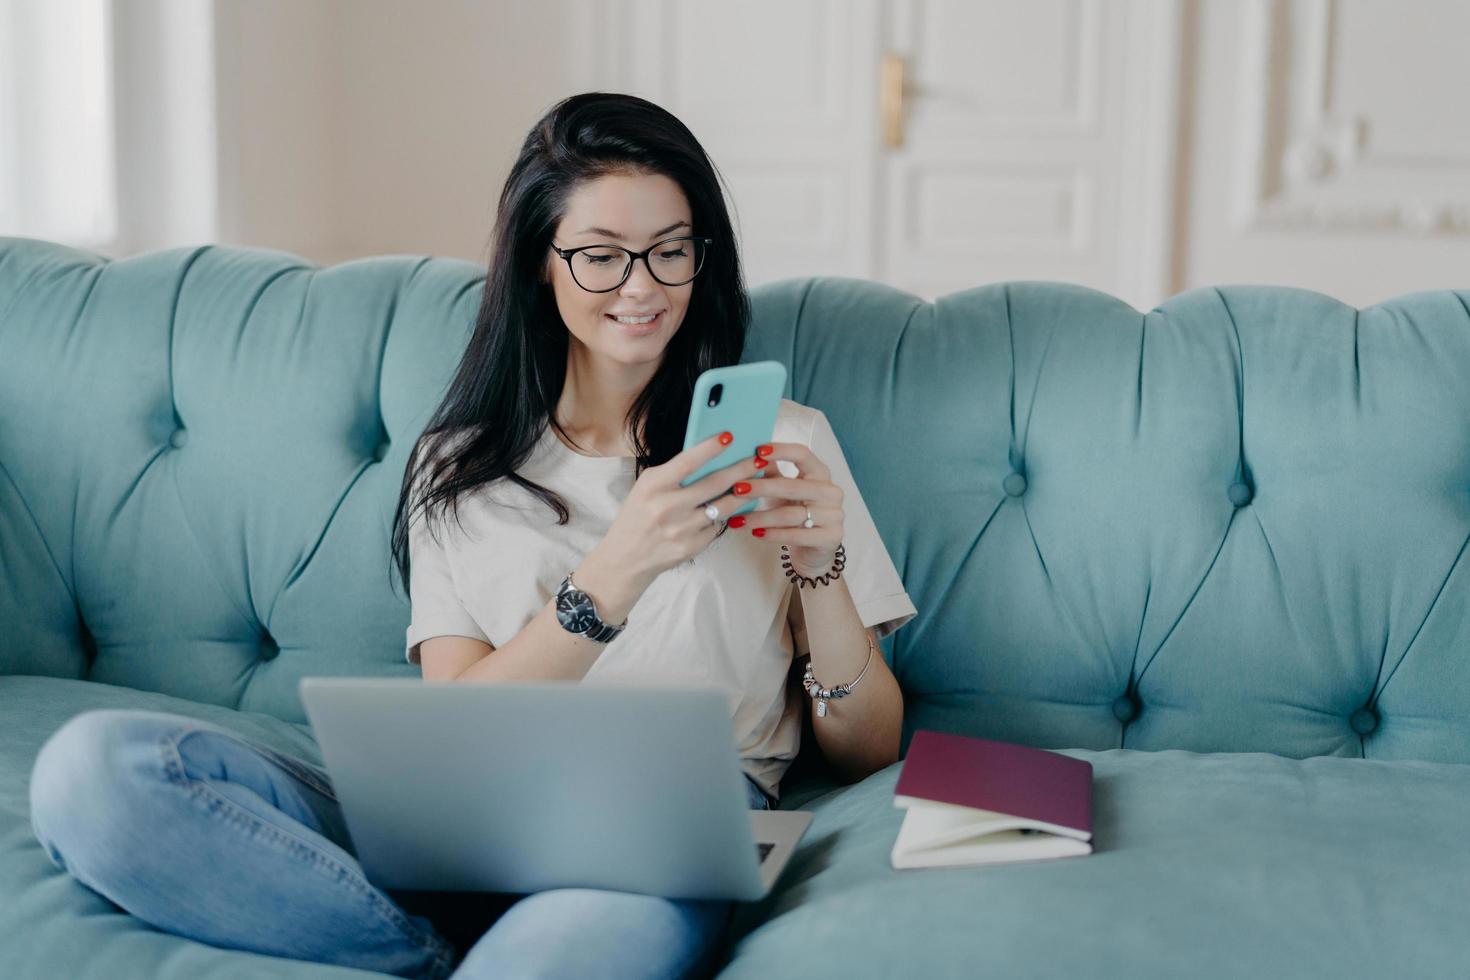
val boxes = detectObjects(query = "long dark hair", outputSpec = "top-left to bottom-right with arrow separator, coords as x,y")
389,92 -> 750,600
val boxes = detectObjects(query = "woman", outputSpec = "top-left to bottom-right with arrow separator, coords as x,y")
29,92 -> 916,980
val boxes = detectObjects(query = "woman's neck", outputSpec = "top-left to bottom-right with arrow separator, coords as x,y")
555,351 -> 655,457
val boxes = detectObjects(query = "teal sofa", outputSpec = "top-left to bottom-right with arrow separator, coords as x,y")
3,236 -> 1469,979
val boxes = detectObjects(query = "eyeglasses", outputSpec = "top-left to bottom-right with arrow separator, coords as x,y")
549,236 -> 713,292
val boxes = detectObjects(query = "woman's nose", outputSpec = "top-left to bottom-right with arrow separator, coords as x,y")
621,255 -> 660,293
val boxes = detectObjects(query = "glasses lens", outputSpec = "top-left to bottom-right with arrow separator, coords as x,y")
648,238 -> 706,286
570,247 -> 632,292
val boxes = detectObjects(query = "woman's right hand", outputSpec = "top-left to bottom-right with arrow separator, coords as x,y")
593,430 -> 770,587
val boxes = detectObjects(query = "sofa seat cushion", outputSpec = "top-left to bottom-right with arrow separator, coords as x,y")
732,746 -> 1470,978
0,675 -> 377,979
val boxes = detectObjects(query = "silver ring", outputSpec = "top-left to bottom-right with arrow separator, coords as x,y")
802,507 -> 815,529
704,503 -> 721,523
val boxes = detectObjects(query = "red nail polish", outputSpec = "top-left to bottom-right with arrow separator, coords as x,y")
728,515 -> 747,528
753,458 -> 769,469
756,444 -> 774,457
752,527 -> 766,537
733,482 -> 751,495
718,431 -> 733,446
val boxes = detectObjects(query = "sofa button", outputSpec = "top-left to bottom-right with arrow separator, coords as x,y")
1227,481 -> 1252,506
372,440 -> 390,462
1349,706 -> 1378,735
1111,694 -> 1138,723
1003,472 -> 1027,497
169,428 -> 189,450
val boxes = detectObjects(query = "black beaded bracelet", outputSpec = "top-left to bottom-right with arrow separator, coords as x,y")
780,542 -> 846,589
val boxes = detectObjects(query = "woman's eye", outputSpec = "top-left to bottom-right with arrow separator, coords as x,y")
583,255 -> 615,265
658,249 -> 688,260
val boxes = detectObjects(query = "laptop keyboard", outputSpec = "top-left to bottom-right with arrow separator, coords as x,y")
756,842 -> 775,864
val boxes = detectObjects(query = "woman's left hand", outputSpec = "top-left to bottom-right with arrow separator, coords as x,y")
733,442 -> 844,576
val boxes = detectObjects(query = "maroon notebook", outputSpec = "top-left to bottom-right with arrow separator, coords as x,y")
894,730 -> 1093,835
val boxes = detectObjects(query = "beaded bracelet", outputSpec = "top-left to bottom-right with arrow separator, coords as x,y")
780,542 -> 846,589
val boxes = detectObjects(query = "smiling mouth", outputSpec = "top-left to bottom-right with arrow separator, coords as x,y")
605,311 -> 665,331
606,311 -> 663,323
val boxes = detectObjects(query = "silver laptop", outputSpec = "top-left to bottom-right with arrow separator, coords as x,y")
298,677 -> 812,902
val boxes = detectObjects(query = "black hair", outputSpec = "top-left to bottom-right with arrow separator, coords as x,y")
389,92 -> 750,599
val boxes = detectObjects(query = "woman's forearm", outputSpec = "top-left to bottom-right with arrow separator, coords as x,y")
793,574 -> 903,781
453,549 -> 647,683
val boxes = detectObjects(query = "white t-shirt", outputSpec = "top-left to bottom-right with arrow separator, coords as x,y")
404,398 -> 917,799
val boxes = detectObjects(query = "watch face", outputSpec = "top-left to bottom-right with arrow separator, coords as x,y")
555,590 -> 598,632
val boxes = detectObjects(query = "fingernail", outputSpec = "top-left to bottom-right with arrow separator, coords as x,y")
756,444 -> 773,457
733,482 -> 751,495
752,527 -> 766,537
753,458 -> 769,469
718,431 -> 733,446
728,515 -> 747,528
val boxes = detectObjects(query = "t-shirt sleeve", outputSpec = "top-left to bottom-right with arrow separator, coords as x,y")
794,408 -> 917,641
404,443 -> 491,665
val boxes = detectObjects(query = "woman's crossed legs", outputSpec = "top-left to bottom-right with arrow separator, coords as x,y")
29,709 -> 760,979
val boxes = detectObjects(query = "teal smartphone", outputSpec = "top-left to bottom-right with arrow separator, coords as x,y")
680,360 -> 788,518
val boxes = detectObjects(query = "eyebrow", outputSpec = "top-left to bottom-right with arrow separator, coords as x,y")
575,220 -> 691,241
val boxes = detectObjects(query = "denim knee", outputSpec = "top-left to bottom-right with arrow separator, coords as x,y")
29,709 -> 184,878
455,887 -> 732,980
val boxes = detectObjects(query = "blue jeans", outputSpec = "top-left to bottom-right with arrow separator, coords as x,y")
28,708 -> 774,980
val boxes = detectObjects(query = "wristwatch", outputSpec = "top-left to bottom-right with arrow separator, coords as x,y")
554,570 -> 628,643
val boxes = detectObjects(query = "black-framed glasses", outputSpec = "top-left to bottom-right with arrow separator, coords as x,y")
549,236 -> 713,292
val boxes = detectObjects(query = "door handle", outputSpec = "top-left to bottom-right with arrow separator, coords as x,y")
880,52 -> 906,149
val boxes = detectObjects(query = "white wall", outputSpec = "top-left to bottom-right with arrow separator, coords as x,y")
326,0 -> 593,266
152,0 -> 589,266
1177,0 -> 1470,307
212,0 -> 336,260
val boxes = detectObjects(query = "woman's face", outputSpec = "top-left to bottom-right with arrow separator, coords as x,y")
546,171 -> 695,367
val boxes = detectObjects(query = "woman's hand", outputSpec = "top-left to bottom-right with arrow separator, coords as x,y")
732,442 -> 844,576
591,431 -> 769,588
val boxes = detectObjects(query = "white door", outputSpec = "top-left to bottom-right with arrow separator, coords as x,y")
594,0 -> 1183,311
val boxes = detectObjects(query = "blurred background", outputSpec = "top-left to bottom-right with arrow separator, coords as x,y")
2,0 -> 1467,311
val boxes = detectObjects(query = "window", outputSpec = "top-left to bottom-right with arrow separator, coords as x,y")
0,0 -> 116,246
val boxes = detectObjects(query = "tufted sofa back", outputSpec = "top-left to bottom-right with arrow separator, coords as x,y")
4,239 -> 1470,766
1,241 -> 478,720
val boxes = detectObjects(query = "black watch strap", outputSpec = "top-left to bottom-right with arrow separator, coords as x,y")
583,620 -> 622,643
